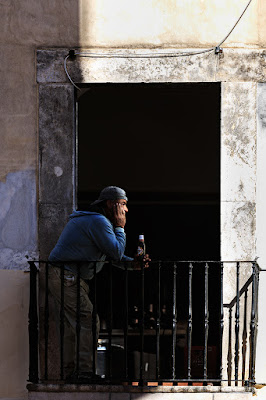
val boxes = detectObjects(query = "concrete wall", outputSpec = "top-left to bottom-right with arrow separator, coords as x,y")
0,270 -> 30,400
1,0 -> 266,398
79,0 -> 263,48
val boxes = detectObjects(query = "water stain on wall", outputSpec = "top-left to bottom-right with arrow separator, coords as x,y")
0,169 -> 38,269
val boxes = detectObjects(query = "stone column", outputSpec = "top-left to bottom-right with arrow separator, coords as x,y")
221,82 -> 257,385
39,83 -> 76,257
38,82 -> 76,378
255,83 -> 266,384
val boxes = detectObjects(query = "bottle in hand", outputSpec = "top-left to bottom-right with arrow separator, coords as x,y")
136,234 -> 146,261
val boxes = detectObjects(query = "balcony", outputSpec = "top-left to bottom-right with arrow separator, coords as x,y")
27,260 -> 259,399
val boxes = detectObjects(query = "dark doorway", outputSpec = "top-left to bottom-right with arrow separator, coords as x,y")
77,83 -> 221,379
77,83 -> 220,261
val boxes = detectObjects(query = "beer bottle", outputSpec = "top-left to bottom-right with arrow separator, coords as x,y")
136,234 -> 146,261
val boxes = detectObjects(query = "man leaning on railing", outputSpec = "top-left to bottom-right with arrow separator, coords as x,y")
48,186 -> 150,383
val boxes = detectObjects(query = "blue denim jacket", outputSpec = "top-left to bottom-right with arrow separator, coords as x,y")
49,211 -> 133,279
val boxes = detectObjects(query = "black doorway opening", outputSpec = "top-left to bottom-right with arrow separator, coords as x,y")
77,83 -> 220,262
77,83 -> 221,379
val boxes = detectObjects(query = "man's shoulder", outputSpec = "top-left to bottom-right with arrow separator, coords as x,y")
90,213 -> 108,221
90,213 -> 111,226
74,212 -> 110,224
70,211 -> 105,220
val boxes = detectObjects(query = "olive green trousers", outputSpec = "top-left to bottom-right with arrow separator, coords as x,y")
48,266 -> 100,375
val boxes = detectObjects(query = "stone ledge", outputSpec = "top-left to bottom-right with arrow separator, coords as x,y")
27,383 -> 254,394
37,48 -> 266,84
27,386 -> 254,400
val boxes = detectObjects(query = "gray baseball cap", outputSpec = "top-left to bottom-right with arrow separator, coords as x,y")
91,186 -> 128,205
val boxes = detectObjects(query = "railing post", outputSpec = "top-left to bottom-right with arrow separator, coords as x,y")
255,263 -> 259,358
93,262 -> 98,377
235,262 -> 240,386
227,307 -> 232,385
249,261 -> 257,384
60,264 -> 65,380
220,262 -> 224,383
124,262 -> 129,381
108,262 -> 113,380
242,288 -> 248,385
187,262 -> 193,381
139,259 -> 145,386
172,263 -> 177,380
44,262 -> 49,380
76,263 -> 81,376
204,263 -> 209,382
28,261 -> 39,383
156,261 -> 161,381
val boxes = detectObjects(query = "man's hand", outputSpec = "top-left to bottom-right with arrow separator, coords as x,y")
113,202 -> 126,228
133,254 -> 151,270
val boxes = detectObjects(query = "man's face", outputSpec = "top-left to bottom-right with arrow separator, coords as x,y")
105,198 -> 128,222
115,199 -> 128,213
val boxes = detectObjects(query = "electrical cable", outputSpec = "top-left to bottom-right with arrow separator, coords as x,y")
64,54 -> 80,90
64,0 -> 253,88
75,48 -> 215,58
216,0 -> 253,48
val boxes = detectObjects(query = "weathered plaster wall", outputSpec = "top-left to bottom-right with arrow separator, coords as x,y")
0,0 -> 80,270
0,1 -> 79,181
0,46 -> 36,181
79,0 -> 261,48
0,170 -> 38,269
0,270 -> 29,400
221,82 -> 257,262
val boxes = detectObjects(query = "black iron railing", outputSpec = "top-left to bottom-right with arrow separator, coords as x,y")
28,260 -> 259,386
223,262 -> 259,386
